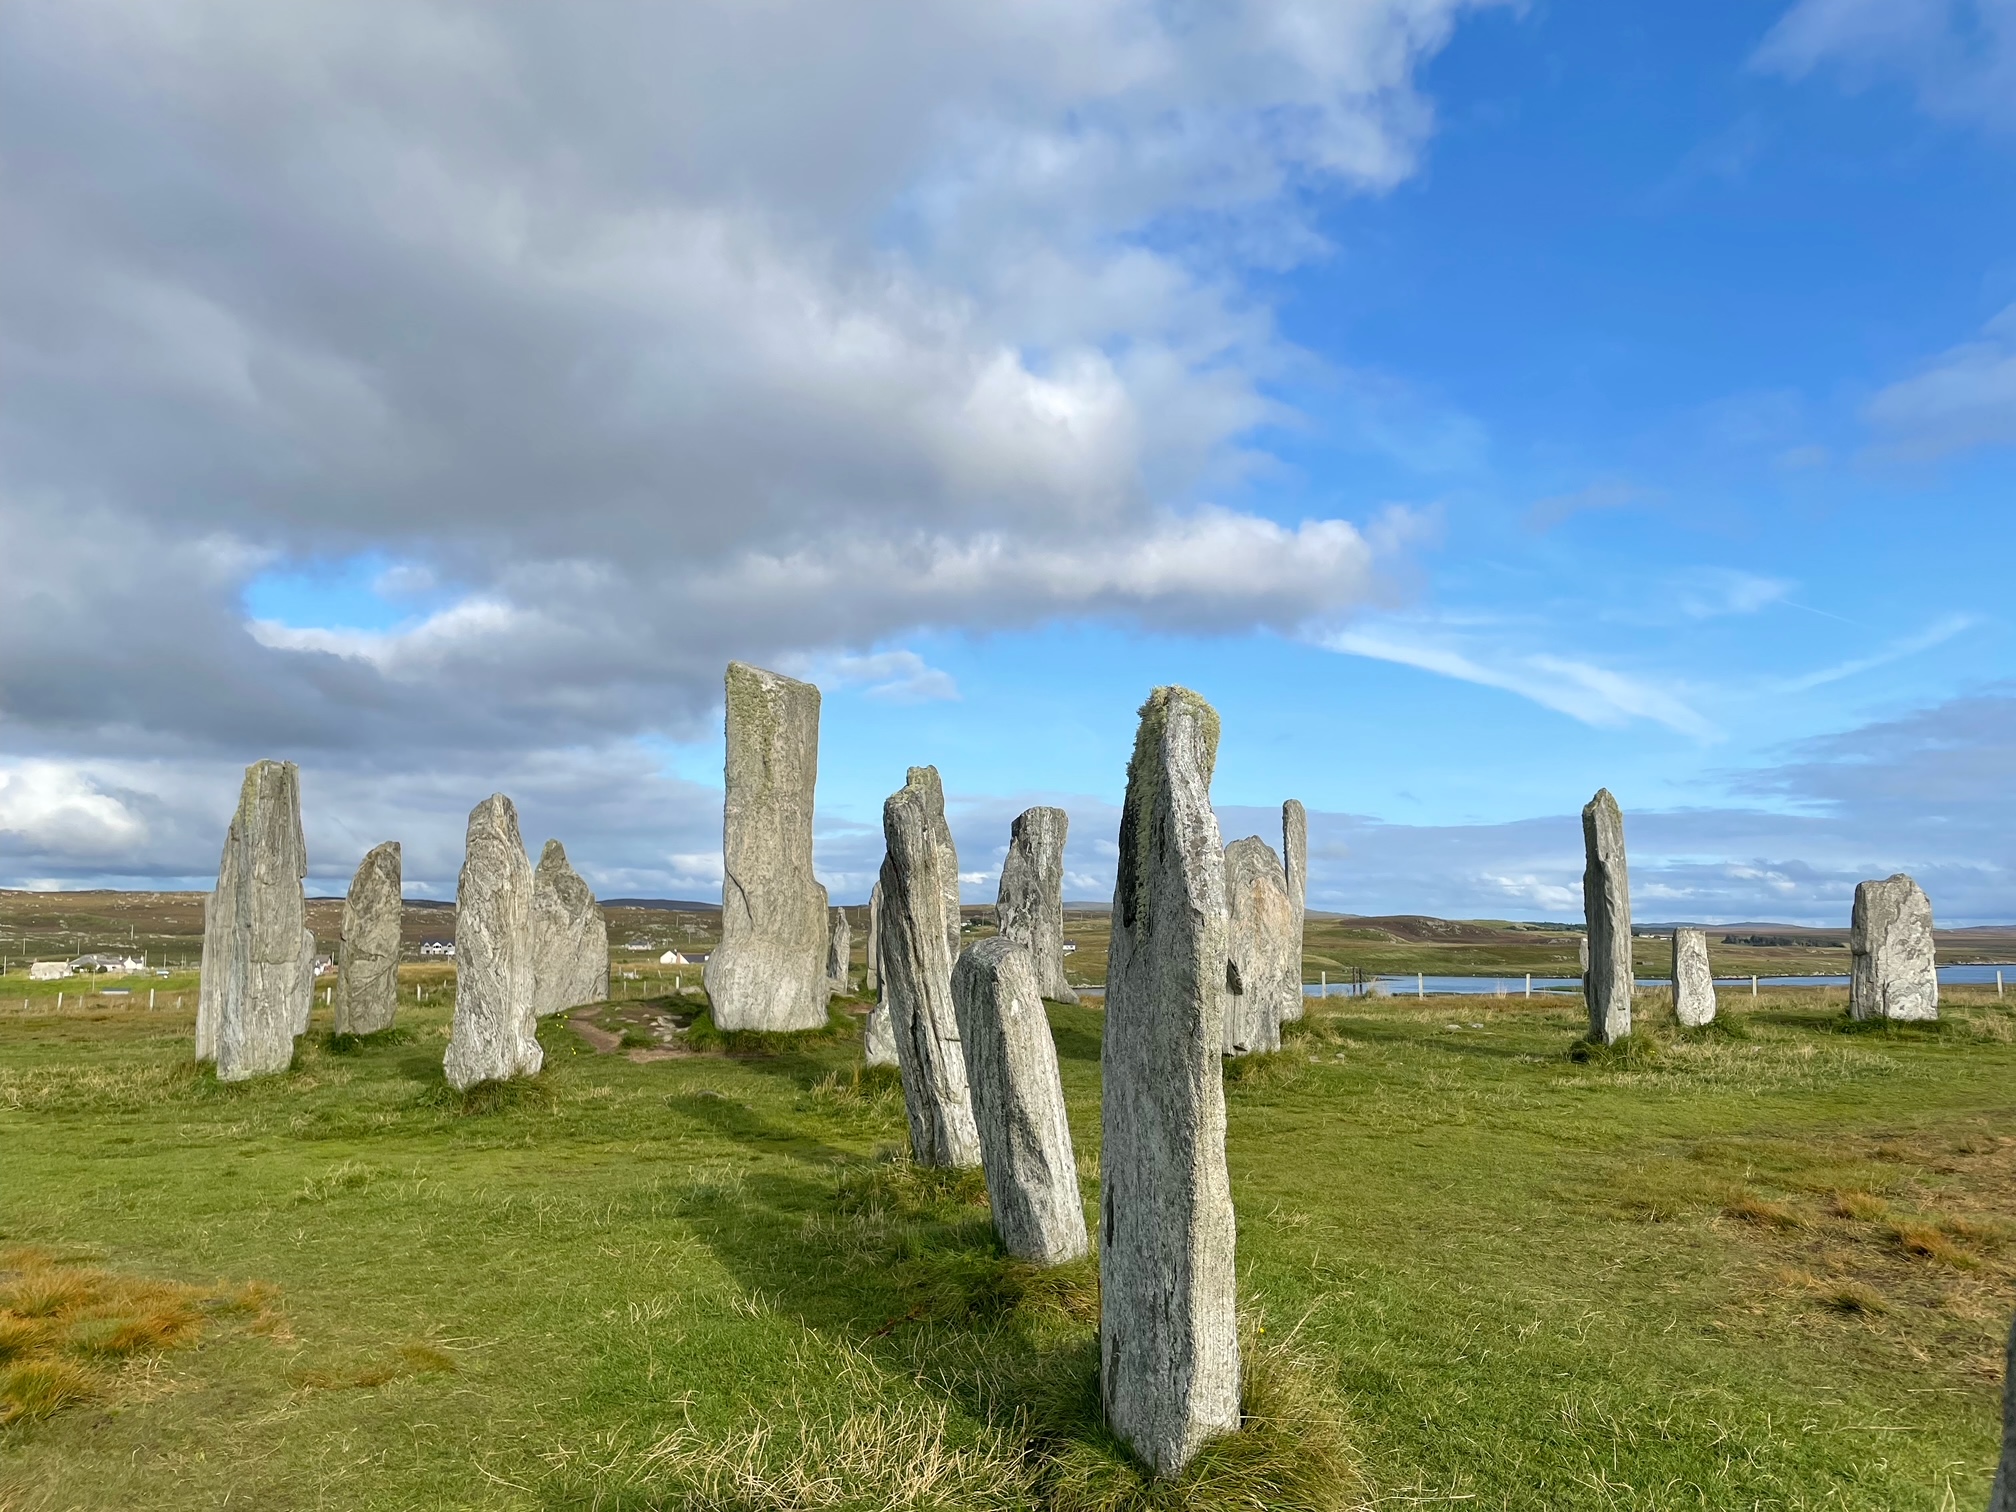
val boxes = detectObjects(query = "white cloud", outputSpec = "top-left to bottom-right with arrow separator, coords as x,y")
1773,613 -> 1976,692
1755,0 -> 2016,129
1864,303 -> 2016,459
0,762 -> 145,854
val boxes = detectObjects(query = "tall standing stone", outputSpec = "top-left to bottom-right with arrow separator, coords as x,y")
1850,873 -> 1938,1022
1222,836 -> 1297,1056
1101,687 -> 1240,1477
706,663 -> 831,1030
880,766 -> 981,1167
443,794 -> 541,1091
1582,788 -> 1632,1046
203,761 -> 311,1082
1280,800 -> 1308,1023
333,842 -> 403,1036
1671,927 -> 1716,1028
995,806 -> 1077,1003
1991,1309 -> 2016,1512
865,879 -> 883,993
531,840 -> 609,1017
827,906 -> 852,993
951,937 -> 1088,1265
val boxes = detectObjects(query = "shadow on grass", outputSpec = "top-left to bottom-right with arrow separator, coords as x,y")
322,1025 -> 416,1056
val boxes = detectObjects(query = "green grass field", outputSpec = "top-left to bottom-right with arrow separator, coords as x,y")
4,983 -> 2014,1509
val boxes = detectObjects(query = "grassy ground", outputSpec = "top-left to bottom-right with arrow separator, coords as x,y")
3,984 -> 2014,1509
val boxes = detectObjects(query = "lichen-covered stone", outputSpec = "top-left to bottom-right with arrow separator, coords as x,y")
706,662 -> 831,1030
1582,788 -> 1632,1046
195,824 -> 241,1064
880,766 -> 981,1167
1222,835 -> 1296,1056
865,879 -> 883,993
207,761 -> 311,1081
1671,927 -> 1716,1028
951,937 -> 1088,1265
532,839 -> 608,1017
995,806 -> 1077,1003
1850,873 -> 1938,1022
863,999 -> 897,1066
1100,686 -> 1240,1478
828,906 -> 852,993
333,842 -> 402,1036
443,794 -> 541,1091
1279,800 -> 1308,1023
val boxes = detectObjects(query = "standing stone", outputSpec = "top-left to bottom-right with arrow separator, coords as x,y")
1671,927 -> 1716,1028
332,842 -> 402,1036
1582,788 -> 1632,1046
863,999 -> 897,1067
827,906 -> 852,993
1991,1309 -> 2016,1512
195,823 -> 243,1064
207,761 -> 311,1082
1850,873 -> 1939,1022
951,937 -> 1088,1265
705,662 -> 831,1031
880,766 -> 981,1167
865,879 -> 883,993
1101,686 -> 1240,1477
443,795 -> 541,1091
1280,800 -> 1308,1023
531,840 -> 609,1017
995,806 -> 1077,1003
1222,836 -> 1297,1056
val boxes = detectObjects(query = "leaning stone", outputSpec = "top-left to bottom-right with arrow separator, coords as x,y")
1582,788 -> 1632,1046
1280,800 -> 1308,1023
332,842 -> 402,1036
1222,836 -> 1297,1056
1671,927 -> 1716,1028
211,761 -> 311,1082
1992,1309 -> 2016,1512
531,840 -> 609,1017
951,937 -> 1088,1265
1850,874 -> 1938,1022
705,662 -> 831,1030
1100,686 -> 1240,1477
443,794 -> 541,1091
995,806 -> 1077,1003
827,906 -> 852,993
880,766 -> 981,1167
863,999 -> 897,1067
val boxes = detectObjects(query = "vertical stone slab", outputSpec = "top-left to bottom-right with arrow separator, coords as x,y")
863,1000 -> 897,1067
1992,1309 -> 2016,1512
1671,927 -> 1716,1028
195,817 -> 244,1064
880,766 -> 981,1167
1850,873 -> 1939,1021
1581,788 -> 1632,1046
1100,686 -> 1240,1477
531,839 -> 609,1017
1280,800 -> 1307,1022
443,794 -> 541,1091
864,879 -> 883,993
1222,836 -> 1296,1057
333,842 -> 402,1036
951,937 -> 1088,1265
214,761 -> 310,1082
827,906 -> 852,993
995,806 -> 1078,1003
706,662 -> 831,1031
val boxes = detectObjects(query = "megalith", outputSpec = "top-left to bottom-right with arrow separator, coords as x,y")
1850,873 -> 1938,1022
1582,788 -> 1632,1045
333,842 -> 402,1036
827,906 -> 852,993
865,879 -> 883,993
204,760 -> 312,1082
880,766 -> 981,1167
1671,927 -> 1716,1028
1992,1308 -> 2016,1512
532,840 -> 609,1017
443,794 -> 541,1091
1280,799 -> 1308,1023
1222,836 -> 1297,1056
863,1000 -> 897,1067
996,806 -> 1077,1003
1100,686 -> 1240,1477
705,662 -> 831,1031
951,937 -> 1088,1265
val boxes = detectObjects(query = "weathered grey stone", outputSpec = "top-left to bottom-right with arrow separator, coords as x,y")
1222,836 -> 1297,1056
1850,873 -> 1938,1022
1280,799 -> 1308,1023
207,761 -> 312,1082
1100,686 -> 1240,1478
332,842 -> 402,1036
880,766 -> 981,1167
1581,788 -> 1632,1046
443,794 -> 541,1091
705,663 -> 831,1030
827,906 -> 852,993
951,937 -> 1088,1265
195,823 -> 241,1064
531,840 -> 608,1017
1992,1309 -> 2016,1512
865,879 -> 883,993
995,806 -> 1077,1004
1671,927 -> 1716,1028
863,999 -> 897,1067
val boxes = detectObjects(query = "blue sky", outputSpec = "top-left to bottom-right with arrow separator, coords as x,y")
4,0 -> 2014,922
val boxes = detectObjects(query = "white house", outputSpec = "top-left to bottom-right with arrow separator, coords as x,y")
419,939 -> 455,958
658,950 -> 689,965
28,960 -> 71,981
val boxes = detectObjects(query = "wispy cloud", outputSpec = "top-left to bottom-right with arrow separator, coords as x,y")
795,650 -> 961,705
1526,477 -> 1654,533
1864,304 -> 2016,460
1774,614 -> 1977,693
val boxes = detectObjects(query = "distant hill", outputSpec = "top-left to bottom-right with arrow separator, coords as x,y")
602,898 -> 720,912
